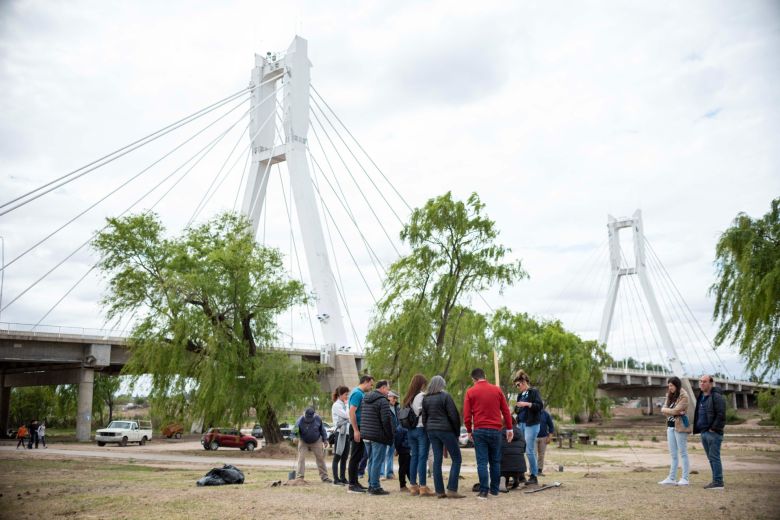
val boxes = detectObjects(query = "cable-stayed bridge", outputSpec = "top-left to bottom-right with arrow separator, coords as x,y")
0,37 -> 772,440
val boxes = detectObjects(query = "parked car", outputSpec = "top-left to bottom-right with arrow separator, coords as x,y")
251,424 -> 264,439
96,420 -> 153,447
201,427 -> 258,451
459,426 -> 473,448
279,423 -> 296,440
162,423 -> 184,439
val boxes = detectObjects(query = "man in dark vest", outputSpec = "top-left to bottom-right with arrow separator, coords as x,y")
360,379 -> 394,495
295,407 -> 331,482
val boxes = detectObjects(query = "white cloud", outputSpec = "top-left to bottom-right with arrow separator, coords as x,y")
1,0 -> 778,378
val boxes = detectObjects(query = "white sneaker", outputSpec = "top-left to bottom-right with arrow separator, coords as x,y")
677,478 -> 689,486
658,478 -> 676,485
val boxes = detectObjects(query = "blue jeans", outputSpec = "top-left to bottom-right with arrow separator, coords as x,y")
408,426 -> 429,486
366,441 -> 388,489
520,422 -> 541,476
701,431 -> 723,484
473,428 -> 503,494
428,430 -> 462,494
666,427 -> 689,480
381,443 -> 395,477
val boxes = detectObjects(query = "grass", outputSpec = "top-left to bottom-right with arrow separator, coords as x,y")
2,457 -> 779,520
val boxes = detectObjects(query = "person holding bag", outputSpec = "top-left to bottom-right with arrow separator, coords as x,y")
331,386 -> 351,485
658,376 -> 692,486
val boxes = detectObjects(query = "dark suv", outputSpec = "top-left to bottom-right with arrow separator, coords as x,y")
201,428 -> 258,451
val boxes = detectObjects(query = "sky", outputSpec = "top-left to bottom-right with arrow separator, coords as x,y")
1,0 -> 779,380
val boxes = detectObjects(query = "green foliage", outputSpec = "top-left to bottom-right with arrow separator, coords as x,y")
757,390 -> 780,427
493,309 -> 611,417
9,387 -> 58,426
92,211 -> 319,442
368,192 -> 525,405
711,198 -> 780,377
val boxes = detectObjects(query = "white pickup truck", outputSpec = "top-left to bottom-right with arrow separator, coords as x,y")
95,420 -> 153,447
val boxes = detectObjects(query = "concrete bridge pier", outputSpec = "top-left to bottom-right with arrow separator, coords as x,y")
742,393 -> 749,409
76,368 -> 94,442
0,373 -> 9,437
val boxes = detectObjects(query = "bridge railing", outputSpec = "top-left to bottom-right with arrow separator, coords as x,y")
0,321 -> 128,340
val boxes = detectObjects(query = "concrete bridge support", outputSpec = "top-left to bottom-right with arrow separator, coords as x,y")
0,373 -> 9,437
742,393 -> 749,409
76,368 -> 94,442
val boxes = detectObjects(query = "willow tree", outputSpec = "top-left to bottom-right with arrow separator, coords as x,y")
93,212 -> 318,443
491,309 -> 611,418
367,191 -> 526,385
711,198 -> 780,377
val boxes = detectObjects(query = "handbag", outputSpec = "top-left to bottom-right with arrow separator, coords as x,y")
681,415 -> 689,428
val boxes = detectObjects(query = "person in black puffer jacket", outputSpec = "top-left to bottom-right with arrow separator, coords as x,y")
422,375 -> 464,498
500,418 -> 527,490
360,380 -> 394,494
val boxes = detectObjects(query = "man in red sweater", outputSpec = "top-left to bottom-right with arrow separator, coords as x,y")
463,368 -> 513,499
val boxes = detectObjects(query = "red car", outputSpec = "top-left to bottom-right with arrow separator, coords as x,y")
201,428 -> 258,451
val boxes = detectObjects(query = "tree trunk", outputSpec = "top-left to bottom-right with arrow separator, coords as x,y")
260,404 -> 284,444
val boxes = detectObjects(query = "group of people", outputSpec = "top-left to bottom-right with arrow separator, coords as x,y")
296,367 -> 552,499
659,374 -> 727,490
15,419 -> 47,449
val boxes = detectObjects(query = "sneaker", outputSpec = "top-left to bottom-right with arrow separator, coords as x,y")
658,478 -> 677,486
348,484 -> 367,493
677,478 -> 689,486
367,487 -> 390,496
446,490 -> 466,499
399,486 -> 410,493
385,475 -> 395,480
321,477 -> 333,483
704,482 -> 724,490
333,479 -> 345,486
477,491 -> 488,500
525,475 -> 538,486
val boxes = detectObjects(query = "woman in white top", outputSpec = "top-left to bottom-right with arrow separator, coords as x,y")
402,374 -> 435,496
331,385 -> 351,485
37,421 -> 47,448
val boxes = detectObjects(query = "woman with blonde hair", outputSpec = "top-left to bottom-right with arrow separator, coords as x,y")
659,376 -> 692,486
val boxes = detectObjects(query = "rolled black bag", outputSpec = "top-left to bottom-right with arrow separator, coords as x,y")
196,464 -> 245,486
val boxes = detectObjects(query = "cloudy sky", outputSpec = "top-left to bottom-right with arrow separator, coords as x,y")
1,1 -> 778,379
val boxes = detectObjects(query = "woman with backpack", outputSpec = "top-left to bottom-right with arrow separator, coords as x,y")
401,373 -> 435,497
658,376 -> 692,486
331,386 -> 351,485
513,370 -> 544,486
421,375 -> 464,498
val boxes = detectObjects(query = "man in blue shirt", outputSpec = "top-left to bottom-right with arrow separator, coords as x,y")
347,374 -> 374,493
536,409 -> 555,477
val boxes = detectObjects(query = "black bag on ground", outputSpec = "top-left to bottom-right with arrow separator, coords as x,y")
196,464 -> 245,486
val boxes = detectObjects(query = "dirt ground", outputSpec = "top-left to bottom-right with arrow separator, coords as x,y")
2,412 -> 779,519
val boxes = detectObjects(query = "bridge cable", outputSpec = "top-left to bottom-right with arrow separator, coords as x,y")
275,164 -> 319,349
309,106 -> 402,257
310,94 -> 407,230
644,239 -> 732,378
308,149 -> 367,353
309,121 -> 386,279
1,106 -> 247,315
0,86 -> 260,217
307,151 -> 388,278
310,85 -> 413,212
1,95 -> 252,272
187,121 -> 251,226
32,264 -> 96,330
232,147 -> 252,211
642,248 -> 710,376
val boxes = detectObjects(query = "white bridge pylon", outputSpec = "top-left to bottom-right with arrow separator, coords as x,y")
240,36 -> 350,354
598,210 -> 689,381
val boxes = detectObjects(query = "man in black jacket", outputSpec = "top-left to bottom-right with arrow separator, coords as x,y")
360,380 -> 394,495
693,374 -> 726,490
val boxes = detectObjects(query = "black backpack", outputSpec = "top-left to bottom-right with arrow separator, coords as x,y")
298,416 -> 322,443
398,406 -> 418,429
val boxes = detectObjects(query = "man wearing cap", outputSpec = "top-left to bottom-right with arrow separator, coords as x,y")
381,391 -> 400,480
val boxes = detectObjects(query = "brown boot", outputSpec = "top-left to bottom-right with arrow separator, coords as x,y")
437,492 -> 447,499
418,486 -> 436,497
446,490 -> 466,499
409,484 -> 420,496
